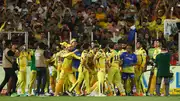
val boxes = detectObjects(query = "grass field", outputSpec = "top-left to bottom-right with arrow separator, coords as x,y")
0,96 -> 180,101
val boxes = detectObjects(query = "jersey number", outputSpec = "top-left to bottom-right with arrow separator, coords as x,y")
114,55 -> 119,61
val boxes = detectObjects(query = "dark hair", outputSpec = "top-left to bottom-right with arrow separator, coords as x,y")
82,43 -> 90,50
126,18 -> 135,24
177,22 -> 180,29
38,42 -> 45,49
161,44 -> 168,50
126,43 -> 132,47
5,40 -> 12,48
76,43 -> 81,50
137,39 -> 143,45
118,39 -> 127,44
156,18 -> 162,21
101,43 -> 107,49
109,42 -> 115,49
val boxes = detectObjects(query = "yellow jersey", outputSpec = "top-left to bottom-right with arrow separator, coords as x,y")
79,50 -> 89,72
18,51 -> 31,71
51,50 -> 66,67
148,16 -> 166,32
61,50 -> 80,71
135,20 -> 142,30
118,49 -> 126,56
88,49 -> 97,74
96,13 -> 106,21
134,47 -> 147,67
107,50 -> 121,68
94,49 -> 106,69
153,47 -> 161,60
88,50 -> 94,64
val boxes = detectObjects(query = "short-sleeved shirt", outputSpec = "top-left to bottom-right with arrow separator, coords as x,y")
120,52 -> 137,73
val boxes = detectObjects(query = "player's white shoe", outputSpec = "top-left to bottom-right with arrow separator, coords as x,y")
45,93 -> 51,96
87,91 -> 98,96
66,91 -> 73,96
95,93 -> 107,97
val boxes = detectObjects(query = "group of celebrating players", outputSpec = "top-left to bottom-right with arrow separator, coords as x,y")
4,39 -> 163,97
26,38 -> 153,97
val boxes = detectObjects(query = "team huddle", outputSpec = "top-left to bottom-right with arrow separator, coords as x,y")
1,39 -> 170,97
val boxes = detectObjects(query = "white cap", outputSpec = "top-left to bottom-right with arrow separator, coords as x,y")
100,5 -> 104,8
26,0 -> 33,3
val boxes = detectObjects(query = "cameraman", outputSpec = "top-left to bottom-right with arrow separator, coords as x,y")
155,45 -> 171,96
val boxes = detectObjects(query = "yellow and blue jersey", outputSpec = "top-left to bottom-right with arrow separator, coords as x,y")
120,52 -> 137,73
72,48 -> 81,69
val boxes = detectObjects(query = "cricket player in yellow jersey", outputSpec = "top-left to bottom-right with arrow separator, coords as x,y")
88,45 -> 99,87
47,45 -> 62,93
149,40 -> 161,96
93,43 -> 107,96
107,43 -> 125,96
134,41 -> 147,96
17,45 -> 31,96
56,42 -> 69,80
68,43 -> 91,95
54,44 -> 80,96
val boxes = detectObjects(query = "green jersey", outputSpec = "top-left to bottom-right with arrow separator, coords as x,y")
30,49 -> 36,71
155,52 -> 171,77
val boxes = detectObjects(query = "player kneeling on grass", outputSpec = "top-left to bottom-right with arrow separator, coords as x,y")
155,45 -> 171,96
120,44 -> 137,96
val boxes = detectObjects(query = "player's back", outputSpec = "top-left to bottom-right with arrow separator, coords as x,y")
80,50 -> 89,66
109,50 -> 120,68
135,48 -> 147,66
95,49 -> 106,69
88,49 -> 94,65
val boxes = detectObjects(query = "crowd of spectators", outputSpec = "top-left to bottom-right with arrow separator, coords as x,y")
0,0 -> 180,64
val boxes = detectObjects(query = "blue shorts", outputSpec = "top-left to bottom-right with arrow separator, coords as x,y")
122,73 -> 135,80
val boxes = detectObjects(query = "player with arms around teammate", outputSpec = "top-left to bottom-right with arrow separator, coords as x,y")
120,44 -> 137,96
93,43 -> 107,96
148,40 -> 161,96
106,42 -> 125,96
54,44 -> 80,96
88,44 -> 99,87
68,43 -> 91,96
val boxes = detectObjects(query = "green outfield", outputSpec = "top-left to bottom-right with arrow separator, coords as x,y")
0,96 -> 180,101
